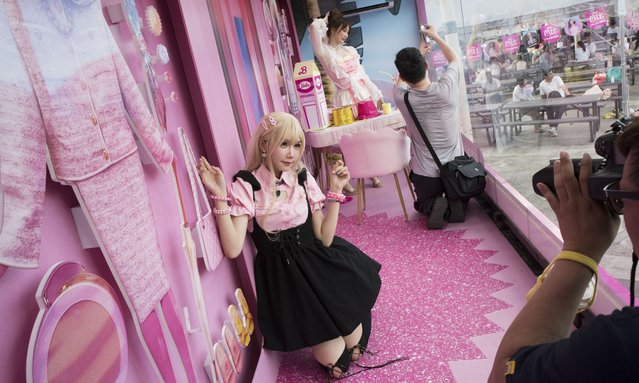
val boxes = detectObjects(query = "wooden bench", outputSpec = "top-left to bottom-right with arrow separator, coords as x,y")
494,116 -> 601,141
471,122 -> 496,145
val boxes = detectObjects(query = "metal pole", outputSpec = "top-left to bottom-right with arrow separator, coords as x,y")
618,0 -> 629,115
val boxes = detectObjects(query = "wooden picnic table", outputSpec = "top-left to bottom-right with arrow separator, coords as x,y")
499,94 -> 604,142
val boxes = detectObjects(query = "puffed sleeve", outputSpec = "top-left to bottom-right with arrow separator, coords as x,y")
308,18 -> 330,67
107,25 -> 173,173
304,173 -> 326,212
308,19 -> 352,91
229,178 -> 255,218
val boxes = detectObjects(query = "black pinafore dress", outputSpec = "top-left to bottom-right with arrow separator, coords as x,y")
234,169 -> 381,352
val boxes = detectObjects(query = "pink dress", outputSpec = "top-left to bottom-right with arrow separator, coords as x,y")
308,18 -> 383,107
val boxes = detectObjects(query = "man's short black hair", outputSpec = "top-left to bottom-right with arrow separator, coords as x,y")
394,47 -> 427,84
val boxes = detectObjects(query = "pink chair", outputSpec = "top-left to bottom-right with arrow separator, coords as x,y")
340,127 -> 415,224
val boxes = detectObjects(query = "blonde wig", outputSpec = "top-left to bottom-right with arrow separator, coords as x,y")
245,112 -> 306,175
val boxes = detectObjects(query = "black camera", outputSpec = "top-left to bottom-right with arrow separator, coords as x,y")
532,116 -> 631,201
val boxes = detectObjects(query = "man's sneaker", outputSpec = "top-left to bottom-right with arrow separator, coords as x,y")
548,127 -> 558,137
447,199 -> 465,223
427,196 -> 448,230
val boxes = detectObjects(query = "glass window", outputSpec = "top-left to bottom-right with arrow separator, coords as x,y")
424,0 -> 636,288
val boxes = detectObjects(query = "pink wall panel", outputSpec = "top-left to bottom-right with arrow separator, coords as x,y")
1,0 -> 264,382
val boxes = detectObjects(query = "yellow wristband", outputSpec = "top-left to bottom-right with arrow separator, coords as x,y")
555,251 -> 599,275
526,251 -> 599,312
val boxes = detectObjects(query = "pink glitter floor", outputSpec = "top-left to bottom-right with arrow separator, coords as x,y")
274,200 -> 537,383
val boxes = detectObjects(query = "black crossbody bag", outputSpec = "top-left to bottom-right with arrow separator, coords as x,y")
403,92 -> 486,201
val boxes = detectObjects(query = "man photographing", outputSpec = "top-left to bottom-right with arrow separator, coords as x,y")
488,123 -> 639,382
393,24 -> 465,230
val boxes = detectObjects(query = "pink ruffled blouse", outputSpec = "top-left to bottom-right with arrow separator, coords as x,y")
230,166 -> 325,233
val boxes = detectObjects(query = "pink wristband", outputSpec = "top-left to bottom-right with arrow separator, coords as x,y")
210,194 -> 230,201
213,207 -> 231,215
326,191 -> 346,203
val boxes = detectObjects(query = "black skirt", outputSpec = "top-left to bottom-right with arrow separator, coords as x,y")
235,169 -> 381,352
252,213 -> 381,352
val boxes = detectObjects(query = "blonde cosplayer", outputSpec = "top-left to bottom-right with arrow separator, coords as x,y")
245,112 -> 307,231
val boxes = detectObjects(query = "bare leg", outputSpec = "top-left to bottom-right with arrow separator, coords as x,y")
343,324 -> 363,361
343,182 -> 356,195
371,176 -> 383,188
343,324 -> 363,349
312,336 -> 347,376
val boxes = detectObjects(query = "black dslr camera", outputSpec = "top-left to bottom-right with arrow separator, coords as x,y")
532,116 -> 631,202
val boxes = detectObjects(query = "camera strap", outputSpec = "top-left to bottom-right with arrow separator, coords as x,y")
403,92 -> 445,171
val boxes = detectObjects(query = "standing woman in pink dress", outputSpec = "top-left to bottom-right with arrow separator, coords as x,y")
308,9 -> 385,191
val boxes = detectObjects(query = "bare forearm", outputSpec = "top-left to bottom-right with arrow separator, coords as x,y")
491,261 -> 593,378
319,201 -> 340,246
213,201 -> 246,259
431,34 -> 458,63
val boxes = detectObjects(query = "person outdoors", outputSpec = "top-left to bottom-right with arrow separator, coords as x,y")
198,112 -> 384,379
584,33 -> 598,58
488,56 -> 502,77
512,77 -> 543,133
488,122 -> 639,383
633,30 -> 639,53
575,40 -> 590,63
308,9 -> 385,193
393,24 -> 465,230
508,54 -> 528,71
538,69 -> 574,137
538,43 -> 555,73
611,38 -> 631,66
482,70 -> 503,104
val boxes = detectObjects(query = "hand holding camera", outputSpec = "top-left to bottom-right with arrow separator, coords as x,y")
533,116 -> 631,203
535,152 -> 620,262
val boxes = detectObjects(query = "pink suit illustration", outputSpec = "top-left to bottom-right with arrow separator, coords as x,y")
0,0 -> 195,381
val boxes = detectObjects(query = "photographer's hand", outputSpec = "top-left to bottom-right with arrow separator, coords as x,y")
489,151 -> 620,383
537,151 -> 620,263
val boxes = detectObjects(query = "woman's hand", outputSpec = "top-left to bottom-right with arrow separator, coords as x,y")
329,160 -> 350,192
198,157 -> 227,198
393,73 -> 404,86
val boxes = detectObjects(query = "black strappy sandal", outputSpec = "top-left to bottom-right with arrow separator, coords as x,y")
321,347 -> 351,382
348,312 -> 372,362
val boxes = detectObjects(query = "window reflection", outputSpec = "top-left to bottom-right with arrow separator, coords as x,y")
424,0 -> 635,287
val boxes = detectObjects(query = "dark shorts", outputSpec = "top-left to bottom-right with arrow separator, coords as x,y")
505,307 -> 639,383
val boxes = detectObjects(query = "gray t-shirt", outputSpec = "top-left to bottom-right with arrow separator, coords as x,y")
394,60 -> 464,177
